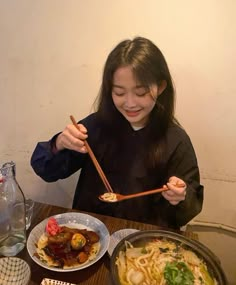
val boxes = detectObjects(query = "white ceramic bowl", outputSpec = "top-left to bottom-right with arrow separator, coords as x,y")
0,257 -> 31,285
27,212 -> 110,272
108,228 -> 139,256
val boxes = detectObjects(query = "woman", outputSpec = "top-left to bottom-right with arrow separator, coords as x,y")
31,37 -> 203,229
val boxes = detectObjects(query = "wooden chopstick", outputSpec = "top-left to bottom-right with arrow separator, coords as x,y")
70,115 -> 113,193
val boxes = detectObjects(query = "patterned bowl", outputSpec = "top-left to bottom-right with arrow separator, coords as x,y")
0,257 -> 31,285
40,279 -> 76,285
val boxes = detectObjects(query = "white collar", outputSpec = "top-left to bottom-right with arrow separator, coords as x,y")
131,125 -> 145,131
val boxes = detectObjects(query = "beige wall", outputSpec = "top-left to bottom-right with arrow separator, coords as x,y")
1,1 -> 235,227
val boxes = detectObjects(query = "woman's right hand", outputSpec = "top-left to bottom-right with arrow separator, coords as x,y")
55,123 -> 88,153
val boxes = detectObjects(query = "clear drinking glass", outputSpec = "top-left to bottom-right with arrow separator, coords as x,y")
25,199 -> 34,230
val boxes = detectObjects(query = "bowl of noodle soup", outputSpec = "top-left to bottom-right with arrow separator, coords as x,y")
110,230 -> 227,285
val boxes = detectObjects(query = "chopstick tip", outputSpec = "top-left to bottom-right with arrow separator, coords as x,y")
70,115 -> 77,125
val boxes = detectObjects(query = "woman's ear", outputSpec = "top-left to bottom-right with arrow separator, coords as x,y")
157,80 -> 167,95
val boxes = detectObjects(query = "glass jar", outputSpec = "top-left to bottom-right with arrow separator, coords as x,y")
0,161 -> 26,256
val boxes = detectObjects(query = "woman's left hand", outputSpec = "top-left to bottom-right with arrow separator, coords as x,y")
162,176 -> 186,205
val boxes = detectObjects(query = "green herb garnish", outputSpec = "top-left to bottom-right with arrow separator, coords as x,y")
164,261 -> 194,285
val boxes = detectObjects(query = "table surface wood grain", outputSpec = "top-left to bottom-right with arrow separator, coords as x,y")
15,202 -> 196,285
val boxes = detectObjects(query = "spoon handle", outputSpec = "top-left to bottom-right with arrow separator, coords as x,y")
122,187 -> 168,200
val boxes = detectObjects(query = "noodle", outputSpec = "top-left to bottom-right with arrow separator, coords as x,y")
100,192 -> 118,202
115,238 -> 218,285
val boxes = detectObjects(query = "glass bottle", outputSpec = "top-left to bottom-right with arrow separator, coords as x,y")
0,161 -> 26,256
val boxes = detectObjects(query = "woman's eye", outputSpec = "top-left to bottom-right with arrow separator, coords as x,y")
135,89 -> 149,96
113,90 -> 125,96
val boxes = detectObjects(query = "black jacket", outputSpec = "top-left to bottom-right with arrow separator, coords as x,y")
31,113 -> 203,229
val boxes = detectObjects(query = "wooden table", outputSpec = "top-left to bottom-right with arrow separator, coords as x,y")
16,202 -> 196,285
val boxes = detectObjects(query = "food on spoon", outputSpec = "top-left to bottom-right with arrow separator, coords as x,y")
100,192 -> 118,202
35,217 -> 101,269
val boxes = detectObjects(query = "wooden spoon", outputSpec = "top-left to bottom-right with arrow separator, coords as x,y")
99,182 -> 185,203
98,187 -> 168,203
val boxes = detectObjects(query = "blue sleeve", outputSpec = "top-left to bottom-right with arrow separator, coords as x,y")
30,135 -> 87,182
30,113 -> 99,182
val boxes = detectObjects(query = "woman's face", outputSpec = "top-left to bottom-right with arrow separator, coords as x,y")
112,66 -> 158,128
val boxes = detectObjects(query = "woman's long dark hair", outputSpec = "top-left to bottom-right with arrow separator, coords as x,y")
94,37 -> 178,170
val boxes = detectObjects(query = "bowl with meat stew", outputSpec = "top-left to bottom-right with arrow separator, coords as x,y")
27,212 -> 110,272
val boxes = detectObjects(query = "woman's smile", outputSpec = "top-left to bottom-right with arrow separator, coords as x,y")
112,66 -> 158,127
125,109 -> 141,117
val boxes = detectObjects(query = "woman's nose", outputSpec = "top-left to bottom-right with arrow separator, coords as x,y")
124,94 -> 136,107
